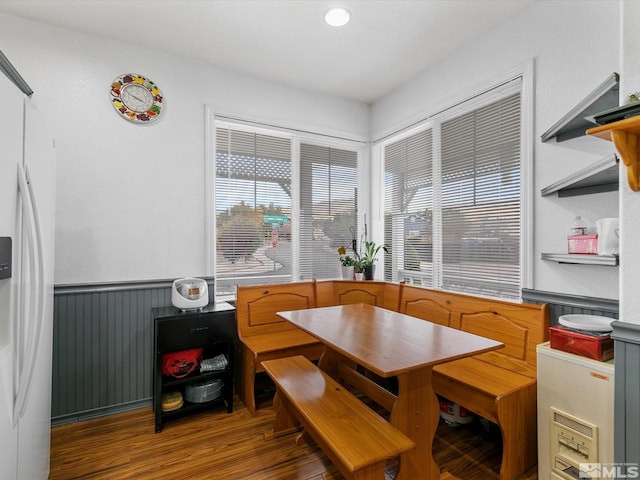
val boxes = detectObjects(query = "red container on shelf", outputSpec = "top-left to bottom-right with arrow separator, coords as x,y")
567,234 -> 598,254
549,325 -> 613,361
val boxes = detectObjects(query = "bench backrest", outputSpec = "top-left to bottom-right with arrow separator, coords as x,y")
399,283 -> 549,379
236,281 -> 317,339
332,280 -> 387,306
397,284 -> 454,327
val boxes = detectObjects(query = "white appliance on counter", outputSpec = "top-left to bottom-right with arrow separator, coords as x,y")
0,51 -> 56,480
537,342 -> 615,480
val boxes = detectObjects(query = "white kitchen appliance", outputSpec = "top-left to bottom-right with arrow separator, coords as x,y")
0,52 -> 56,480
537,342 -> 615,480
171,277 -> 209,311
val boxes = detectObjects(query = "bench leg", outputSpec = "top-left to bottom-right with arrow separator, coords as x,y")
264,390 -> 300,440
496,384 -> 537,480
295,429 -> 313,446
352,463 -> 387,480
238,346 -> 257,416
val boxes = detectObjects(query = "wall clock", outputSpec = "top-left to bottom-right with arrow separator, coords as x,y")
110,73 -> 164,124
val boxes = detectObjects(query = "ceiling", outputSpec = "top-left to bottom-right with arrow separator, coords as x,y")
0,0 -> 534,104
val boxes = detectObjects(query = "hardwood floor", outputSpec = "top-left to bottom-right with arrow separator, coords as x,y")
49,395 -> 538,480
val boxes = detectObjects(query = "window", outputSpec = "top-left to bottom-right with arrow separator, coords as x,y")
299,143 -> 359,280
213,122 -> 362,297
440,93 -> 521,298
384,129 -> 434,285
214,125 -> 293,296
383,85 -> 523,301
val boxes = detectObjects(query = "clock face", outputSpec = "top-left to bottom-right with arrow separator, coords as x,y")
120,83 -> 154,112
110,74 -> 164,124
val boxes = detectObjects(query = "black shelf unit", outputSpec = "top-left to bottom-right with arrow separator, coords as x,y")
152,302 -> 236,433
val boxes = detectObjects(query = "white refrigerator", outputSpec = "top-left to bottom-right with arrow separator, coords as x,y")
0,54 -> 56,480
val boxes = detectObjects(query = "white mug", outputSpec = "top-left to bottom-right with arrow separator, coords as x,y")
596,218 -> 619,255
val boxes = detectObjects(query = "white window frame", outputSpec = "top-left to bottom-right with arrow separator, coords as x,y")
371,62 -> 534,299
204,110 -> 369,298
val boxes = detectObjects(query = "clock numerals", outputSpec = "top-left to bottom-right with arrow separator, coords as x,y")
121,84 -> 154,112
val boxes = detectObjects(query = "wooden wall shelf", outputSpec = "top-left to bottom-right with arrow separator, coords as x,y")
587,115 -> 640,191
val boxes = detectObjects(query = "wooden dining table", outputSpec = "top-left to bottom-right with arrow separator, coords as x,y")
277,303 -> 504,480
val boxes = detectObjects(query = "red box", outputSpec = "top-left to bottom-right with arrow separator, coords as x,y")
567,234 -> 598,254
549,325 -> 613,361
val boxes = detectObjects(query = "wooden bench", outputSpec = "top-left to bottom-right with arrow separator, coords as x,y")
236,279 -> 401,415
262,355 -> 415,480
398,283 -> 549,480
235,281 -> 324,415
235,279 -> 548,478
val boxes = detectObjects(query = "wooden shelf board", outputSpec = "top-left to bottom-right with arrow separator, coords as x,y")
587,115 -> 640,191
587,114 -> 640,140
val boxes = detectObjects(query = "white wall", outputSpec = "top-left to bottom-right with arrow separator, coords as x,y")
0,13 -> 370,285
0,3 -> 625,300
371,0 -> 621,300
621,0 -> 640,324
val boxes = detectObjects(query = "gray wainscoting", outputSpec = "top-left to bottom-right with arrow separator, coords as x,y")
610,321 -> 640,470
52,278 -> 215,425
521,288 -> 619,325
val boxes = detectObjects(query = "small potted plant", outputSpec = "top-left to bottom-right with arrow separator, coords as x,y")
356,240 -> 389,280
353,259 -> 365,281
337,246 -> 356,279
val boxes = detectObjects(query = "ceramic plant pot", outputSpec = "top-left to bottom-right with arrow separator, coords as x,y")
341,265 -> 354,279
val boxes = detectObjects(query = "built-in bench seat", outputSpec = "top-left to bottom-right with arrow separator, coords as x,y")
262,355 -> 415,480
235,281 -> 324,415
235,279 -> 548,479
398,282 -> 548,480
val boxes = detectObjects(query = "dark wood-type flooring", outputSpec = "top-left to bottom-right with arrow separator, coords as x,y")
49,393 -> 538,480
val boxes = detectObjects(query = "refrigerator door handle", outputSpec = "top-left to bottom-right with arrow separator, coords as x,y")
13,162 -> 45,423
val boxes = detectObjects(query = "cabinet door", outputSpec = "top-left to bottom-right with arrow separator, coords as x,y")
157,315 -> 218,350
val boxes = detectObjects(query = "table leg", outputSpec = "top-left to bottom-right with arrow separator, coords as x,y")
318,347 -> 353,380
391,367 -> 441,480
317,347 -> 334,375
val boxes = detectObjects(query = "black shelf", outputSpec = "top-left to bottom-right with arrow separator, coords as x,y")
541,73 -> 619,142
161,368 -> 231,389
161,397 -> 228,419
152,302 -> 237,433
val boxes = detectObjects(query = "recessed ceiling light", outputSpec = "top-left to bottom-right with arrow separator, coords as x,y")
325,7 -> 351,27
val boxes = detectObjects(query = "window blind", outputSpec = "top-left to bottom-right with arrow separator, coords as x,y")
440,93 -> 521,299
384,129 -> 433,284
299,143 -> 358,280
215,126 -> 293,296
383,89 -> 522,301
